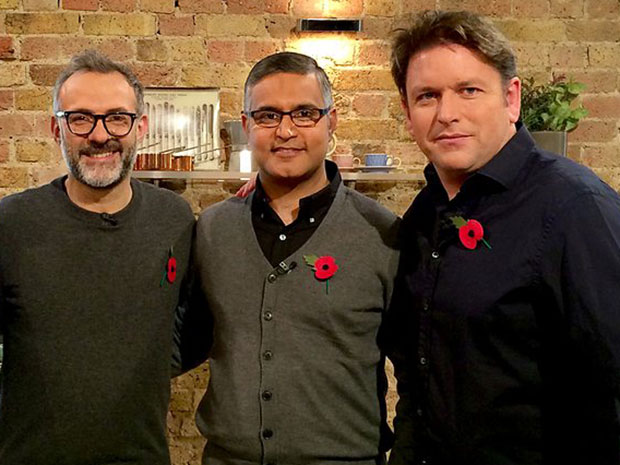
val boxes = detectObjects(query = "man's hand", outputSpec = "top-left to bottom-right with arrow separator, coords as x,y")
235,173 -> 257,198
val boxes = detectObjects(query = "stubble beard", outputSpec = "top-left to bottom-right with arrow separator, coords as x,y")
60,136 -> 137,189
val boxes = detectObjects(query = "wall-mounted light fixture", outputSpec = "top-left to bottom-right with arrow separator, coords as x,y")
297,18 -> 362,33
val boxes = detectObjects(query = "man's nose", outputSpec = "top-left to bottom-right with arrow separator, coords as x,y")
275,114 -> 298,139
88,118 -> 111,143
436,92 -> 460,124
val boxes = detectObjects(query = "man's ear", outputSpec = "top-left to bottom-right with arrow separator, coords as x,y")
51,116 -> 61,145
401,98 -> 414,137
505,76 -> 521,124
135,113 -> 148,142
327,107 -> 338,134
241,112 -> 250,135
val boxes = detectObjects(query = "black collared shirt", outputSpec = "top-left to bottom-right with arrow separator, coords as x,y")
386,125 -> 620,465
252,161 -> 341,267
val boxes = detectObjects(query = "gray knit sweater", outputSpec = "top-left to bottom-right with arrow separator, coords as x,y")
0,177 -> 194,465
193,183 -> 400,465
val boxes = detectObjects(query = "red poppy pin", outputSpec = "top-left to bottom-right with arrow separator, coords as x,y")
451,216 -> 492,250
303,254 -> 338,294
160,247 -> 177,286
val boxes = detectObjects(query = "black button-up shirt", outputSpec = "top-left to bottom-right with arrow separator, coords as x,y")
252,161 -> 341,267
386,126 -> 620,465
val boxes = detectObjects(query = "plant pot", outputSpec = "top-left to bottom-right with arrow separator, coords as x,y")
531,131 -> 567,156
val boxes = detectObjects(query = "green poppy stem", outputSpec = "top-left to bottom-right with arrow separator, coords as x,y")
482,238 -> 492,250
326,279 -> 329,295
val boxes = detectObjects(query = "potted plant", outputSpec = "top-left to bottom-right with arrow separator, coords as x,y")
520,75 -> 588,156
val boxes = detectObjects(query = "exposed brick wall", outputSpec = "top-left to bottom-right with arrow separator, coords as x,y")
0,0 -> 618,463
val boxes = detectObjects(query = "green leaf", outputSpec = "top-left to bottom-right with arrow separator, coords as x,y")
303,254 -> 319,268
451,216 -> 467,228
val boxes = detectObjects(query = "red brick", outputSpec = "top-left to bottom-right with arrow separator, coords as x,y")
100,0 -> 136,11
29,64 -> 65,86
567,20 -> 620,41
569,70 -> 618,93
264,14 -> 296,39
227,0 -> 287,14
0,167 -> 28,188
439,0 -> 511,16
133,63 -> 179,86
207,40 -> 243,63
512,0 -> 550,17
399,0 -> 437,14
293,0 -> 362,16
570,119 -> 617,143
0,139 -> 9,163
0,114 -> 39,136
6,13 -> 80,34
581,144 -> 620,168
550,0 -> 585,18
352,94 -> 387,117
62,0 -> 98,10
549,44 -> 587,68
582,95 -> 620,119
178,0 -> 224,13
0,90 -> 13,111
0,36 -> 14,59
586,0 -> 620,18
244,40 -> 280,62
358,42 -> 389,66
158,14 -> 195,35
337,118 -> 400,140
97,38 -> 134,61
21,36 -> 96,60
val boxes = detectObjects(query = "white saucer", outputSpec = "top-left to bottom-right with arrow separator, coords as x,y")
359,165 -> 398,173
337,166 -> 357,172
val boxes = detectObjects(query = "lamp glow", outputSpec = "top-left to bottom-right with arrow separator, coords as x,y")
239,149 -> 252,173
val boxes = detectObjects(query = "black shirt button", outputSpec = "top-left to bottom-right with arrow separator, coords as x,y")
263,311 -> 273,321
416,408 -> 423,417
262,428 -> 273,439
422,302 -> 429,311
267,273 -> 277,283
431,251 -> 439,259
263,350 -> 273,360
262,390 -> 273,401
419,356 -> 427,365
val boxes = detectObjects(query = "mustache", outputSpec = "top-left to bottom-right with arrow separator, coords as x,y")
79,140 -> 123,156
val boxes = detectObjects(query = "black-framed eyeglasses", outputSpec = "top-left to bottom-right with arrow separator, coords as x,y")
55,111 -> 138,137
246,107 -> 330,128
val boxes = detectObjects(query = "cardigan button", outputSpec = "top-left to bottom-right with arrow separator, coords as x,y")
262,390 -> 273,401
263,311 -> 273,321
262,428 -> 273,439
263,350 -> 273,360
267,273 -> 277,283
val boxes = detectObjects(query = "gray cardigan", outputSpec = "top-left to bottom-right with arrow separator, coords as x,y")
193,182 -> 400,465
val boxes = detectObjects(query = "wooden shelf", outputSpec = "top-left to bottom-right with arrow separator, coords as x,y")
132,170 -> 424,183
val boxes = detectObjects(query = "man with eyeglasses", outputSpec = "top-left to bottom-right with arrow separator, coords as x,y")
180,52 -> 400,465
0,50 -> 194,464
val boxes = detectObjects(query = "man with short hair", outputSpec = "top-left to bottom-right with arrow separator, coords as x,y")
0,50 -> 194,464
187,52 -> 400,465
385,10 -> 620,465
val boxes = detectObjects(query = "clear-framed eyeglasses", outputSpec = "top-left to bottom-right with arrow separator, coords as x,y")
55,111 -> 138,137
246,107 -> 330,128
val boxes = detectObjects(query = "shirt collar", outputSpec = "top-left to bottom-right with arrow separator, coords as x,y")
252,159 -> 342,217
424,123 -> 536,199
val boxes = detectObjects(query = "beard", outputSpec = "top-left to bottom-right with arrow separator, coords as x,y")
60,136 -> 137,189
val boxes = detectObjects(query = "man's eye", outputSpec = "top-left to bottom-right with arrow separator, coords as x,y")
462,87 -> 480,96
107,114 -> 127,122
417,92 -> 437,102
70,114 -> 93,122
295,109 -> 314,118
261,112 -> 280,120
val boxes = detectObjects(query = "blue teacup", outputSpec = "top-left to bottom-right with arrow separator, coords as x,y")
364,153 -> 401,167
